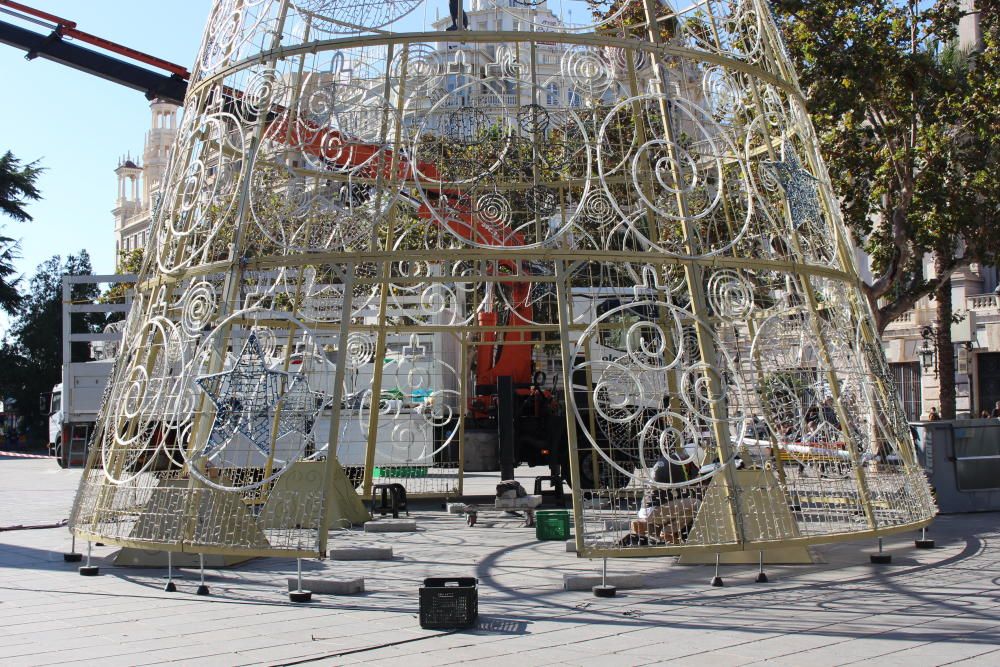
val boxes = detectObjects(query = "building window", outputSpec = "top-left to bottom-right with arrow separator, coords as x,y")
977,352 -> 1000,420
568,89 -> 582,107
890,362 -> 922,422
546,83 -> 560,106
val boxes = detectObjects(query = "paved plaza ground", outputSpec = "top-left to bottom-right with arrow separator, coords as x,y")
1,453 -> 998,666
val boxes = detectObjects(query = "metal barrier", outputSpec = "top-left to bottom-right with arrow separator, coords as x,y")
912,419 -> 1000,513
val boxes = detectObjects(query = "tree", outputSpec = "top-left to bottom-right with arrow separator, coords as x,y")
0,252 -> 97,440
772,0 -> 1000,418
0,150 -> 43,315
101,247 -> 143,308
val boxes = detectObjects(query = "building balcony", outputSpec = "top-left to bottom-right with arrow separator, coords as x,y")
887,310 -> 914,326
967,293 -> 999,313
885,307 -> 932,331
441,93 -> 521,108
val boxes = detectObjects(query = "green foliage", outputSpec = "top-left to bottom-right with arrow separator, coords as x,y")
771,0 -> 1000,331
101,248 -> 143,306
0,151 -> 41,224
0,252 -> 97,435
0,233 -> 21,316
0,150 -> 44,315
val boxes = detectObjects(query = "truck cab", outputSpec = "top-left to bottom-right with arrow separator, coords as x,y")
47,384 -> 63,458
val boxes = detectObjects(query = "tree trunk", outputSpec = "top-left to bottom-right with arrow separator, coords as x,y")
934,255 -> 956,420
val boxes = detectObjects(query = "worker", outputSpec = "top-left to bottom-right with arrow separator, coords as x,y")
632,453 -> 700,544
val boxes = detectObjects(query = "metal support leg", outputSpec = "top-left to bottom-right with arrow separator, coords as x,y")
755,550 -> 768,583
593,557 -> 616,597
196,553 -> 210,595
79,541 -> 99,576
710,553 -> 724,587
915,526 -> 935,549
289,558 -> 313,603
64,533 -> 82,563
870,536 -> 892,564
164,551 -> 176,592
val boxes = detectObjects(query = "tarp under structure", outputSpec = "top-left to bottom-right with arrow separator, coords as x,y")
71,0 -> 936,560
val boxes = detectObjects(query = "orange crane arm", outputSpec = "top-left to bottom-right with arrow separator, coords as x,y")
274,117 -> 535,387
0,0 -> 190,79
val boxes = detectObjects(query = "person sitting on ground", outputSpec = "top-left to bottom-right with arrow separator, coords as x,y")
633,454 -> 701,544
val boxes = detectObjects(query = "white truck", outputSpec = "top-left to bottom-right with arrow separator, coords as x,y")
47,274 -> 134,468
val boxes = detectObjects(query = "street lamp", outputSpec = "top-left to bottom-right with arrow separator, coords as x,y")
919,326 -> 938,377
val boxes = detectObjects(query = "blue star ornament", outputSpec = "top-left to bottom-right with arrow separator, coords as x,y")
764,140 -> 822,230
275,373 -> 330,445
196,332 -> 286,457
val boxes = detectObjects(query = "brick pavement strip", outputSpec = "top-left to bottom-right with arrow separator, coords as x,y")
1,458 -> 999,666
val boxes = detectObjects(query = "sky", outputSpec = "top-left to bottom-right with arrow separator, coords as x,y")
0,1 -> 210,334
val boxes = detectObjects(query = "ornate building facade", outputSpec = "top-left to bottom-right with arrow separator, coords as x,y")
863,257 -> 1000,421
112,100 -> 180,256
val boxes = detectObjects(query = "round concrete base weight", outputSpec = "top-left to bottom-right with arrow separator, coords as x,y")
196,584 -> 210,596
755,572 -> 769,583
164,581 -> 177,593
289,590 -> 313,603
592,585 -> 617,598
915,539 -> 935,549
78,565 -> 99,576
870,553 -> 892,564
710,576 -> 724,587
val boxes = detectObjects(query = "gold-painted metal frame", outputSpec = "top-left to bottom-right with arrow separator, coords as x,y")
70,0 -> 935,560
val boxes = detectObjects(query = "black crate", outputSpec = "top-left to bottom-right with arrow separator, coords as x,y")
419,577 -> 478,629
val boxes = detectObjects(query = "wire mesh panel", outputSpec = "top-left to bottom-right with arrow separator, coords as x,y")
70,0 -> 935,559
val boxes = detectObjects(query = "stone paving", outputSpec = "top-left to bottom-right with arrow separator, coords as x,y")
1,455 -> 999,666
